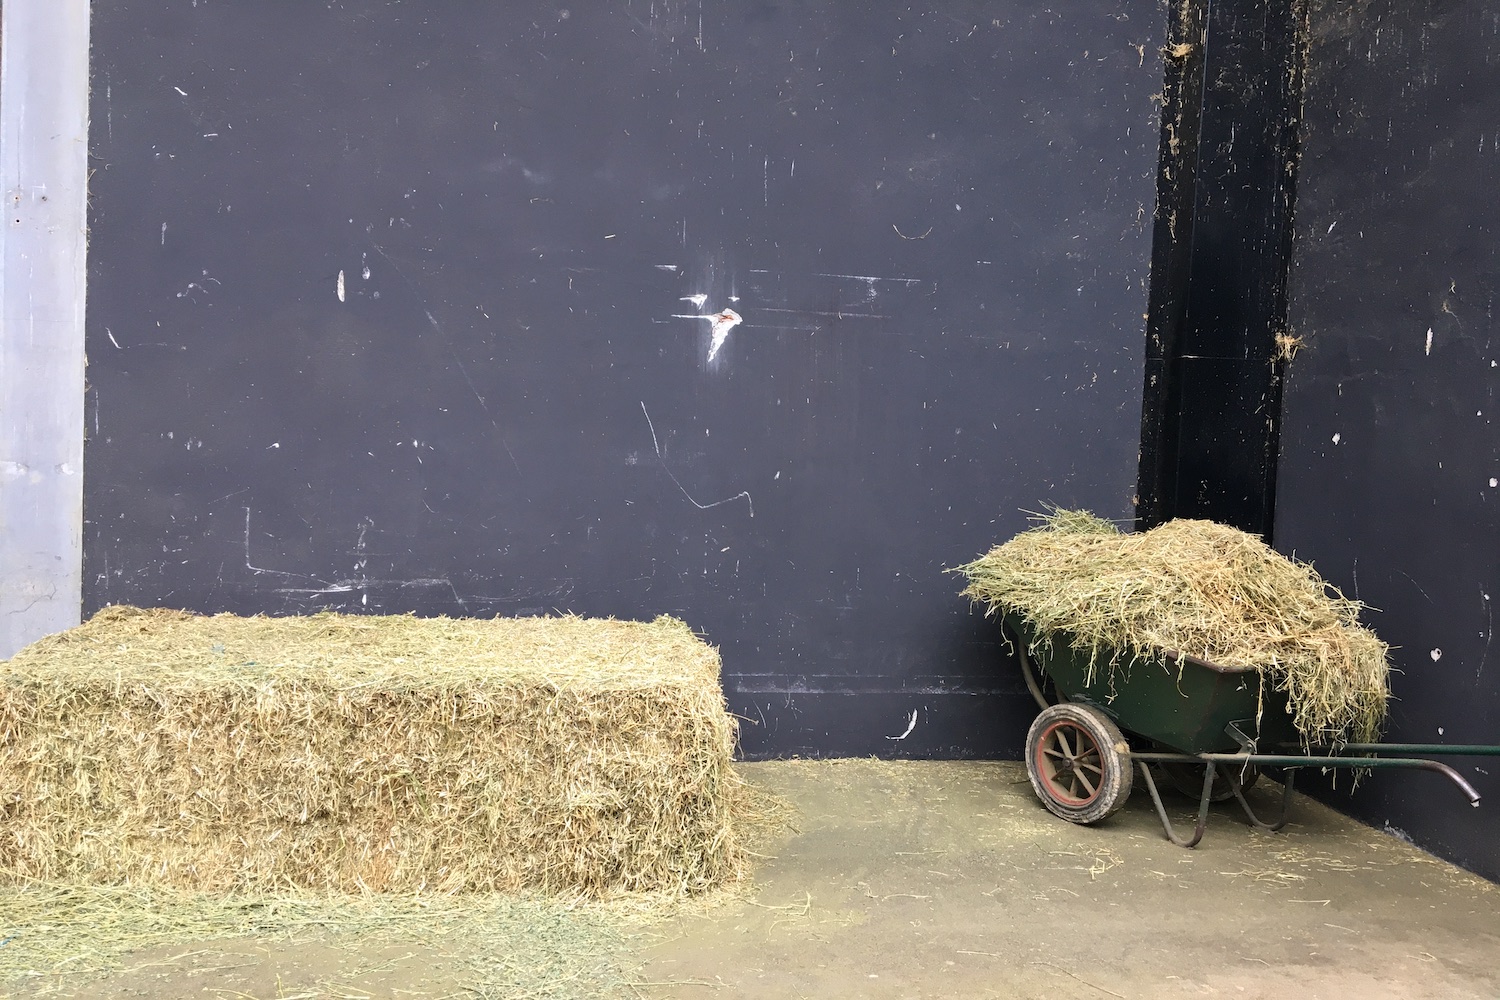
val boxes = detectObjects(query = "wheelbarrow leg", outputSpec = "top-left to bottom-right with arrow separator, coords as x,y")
1229,767 -> 1297,833
1136,760 -> 1215,848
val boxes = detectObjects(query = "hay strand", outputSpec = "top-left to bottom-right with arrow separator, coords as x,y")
953,510 -> 1390,748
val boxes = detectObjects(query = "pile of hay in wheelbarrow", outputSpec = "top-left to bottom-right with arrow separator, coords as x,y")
955,510 -> 1390,749
0,607 -> 744,898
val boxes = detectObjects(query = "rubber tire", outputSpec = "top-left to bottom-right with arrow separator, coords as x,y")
1161,762 -> 1260,803
1025,703 -> 1134,825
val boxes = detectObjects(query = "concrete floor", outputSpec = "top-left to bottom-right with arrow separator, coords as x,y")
639,760 -> 1500,1000
32,760 -> 1500,999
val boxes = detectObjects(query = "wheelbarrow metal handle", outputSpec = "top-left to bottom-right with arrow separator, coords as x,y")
1290,743 -> 1500,757
1200,753 -> 1482,806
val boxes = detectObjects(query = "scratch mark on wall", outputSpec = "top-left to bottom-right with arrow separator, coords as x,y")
1480,588 -> 1492,679
814,272 -> 922,286
640,402 -> 753,517
680,293 -> 708,309
337,270 -> 346,302
757,306 -> 887,320
207,487 -> 249,505
367,240 -> 521,481
1399,571 -> 1434,605
243,508 -> 319,583
175,272 -> 220,303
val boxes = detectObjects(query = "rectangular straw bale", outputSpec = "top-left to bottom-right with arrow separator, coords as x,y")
0,606 -> 743,898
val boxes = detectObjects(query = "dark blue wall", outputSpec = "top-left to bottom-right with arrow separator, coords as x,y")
1277,0 -> 1500,880
85,2 -> 1166,758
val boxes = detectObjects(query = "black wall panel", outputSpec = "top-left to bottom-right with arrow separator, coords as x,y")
86,2 -> 1165,758
1278,0 -> 1500,879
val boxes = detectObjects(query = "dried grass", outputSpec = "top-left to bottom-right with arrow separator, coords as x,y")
954,510 -> 1390,748
0,881 -> 640,998
0,607 -> 743,898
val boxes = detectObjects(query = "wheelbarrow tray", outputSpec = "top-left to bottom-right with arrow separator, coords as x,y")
1005,612 -> 1297,754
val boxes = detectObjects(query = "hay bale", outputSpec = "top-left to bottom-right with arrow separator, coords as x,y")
954,510 -> 1390,748
0,607 -> 743,898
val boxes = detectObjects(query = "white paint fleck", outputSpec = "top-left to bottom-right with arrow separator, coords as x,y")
885,709 -> 918,741
1438,727 -> 1445,735
1490,478 -> 1498,488
362,265 -> 371,280
173,86 -> 188,96
161,223 -> 167,246
267,442 -> 280,449
655,264 -> 680,272
680,293 -> 708,309
337,270 -> 346,302
1430,648 -> 1443,662
1425,327 -> 1434,355
1327,220 -> 1338,234
106,329 -> 121,349
1332,432 -> 1341,445
708,309 -> 743,362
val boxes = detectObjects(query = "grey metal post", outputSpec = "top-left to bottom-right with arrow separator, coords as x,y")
0,0 -> 91,657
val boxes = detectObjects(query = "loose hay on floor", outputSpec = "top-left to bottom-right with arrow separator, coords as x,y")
0,607 -> 743,897
0,882 -> 640,999
954,510 -> 1390,748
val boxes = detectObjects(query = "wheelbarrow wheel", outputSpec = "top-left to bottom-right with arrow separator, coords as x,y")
1025,703 -> 1133,824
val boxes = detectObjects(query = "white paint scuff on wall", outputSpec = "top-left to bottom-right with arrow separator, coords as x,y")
671,304 -> 744,362
1425,327 -> 1434,355
886,710 -> 919,740
337,270 -> 346,302
707,309 -> 742,361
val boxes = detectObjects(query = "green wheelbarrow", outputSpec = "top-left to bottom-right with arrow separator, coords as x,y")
1003,613 -> 1499,847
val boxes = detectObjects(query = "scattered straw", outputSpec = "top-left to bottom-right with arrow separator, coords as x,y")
953,510 -> 1390,748
0,882 -> 640,998
0,607 -> 743,898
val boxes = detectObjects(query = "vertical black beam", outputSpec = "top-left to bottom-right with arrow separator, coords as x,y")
1137,0 -> 1210,529
1138,0 -> 1307,540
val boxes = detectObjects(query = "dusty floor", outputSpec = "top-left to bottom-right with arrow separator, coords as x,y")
10,760 -> 1499,999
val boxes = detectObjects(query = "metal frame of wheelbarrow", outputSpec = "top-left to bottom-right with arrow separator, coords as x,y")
1010,622 -> 1500,848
